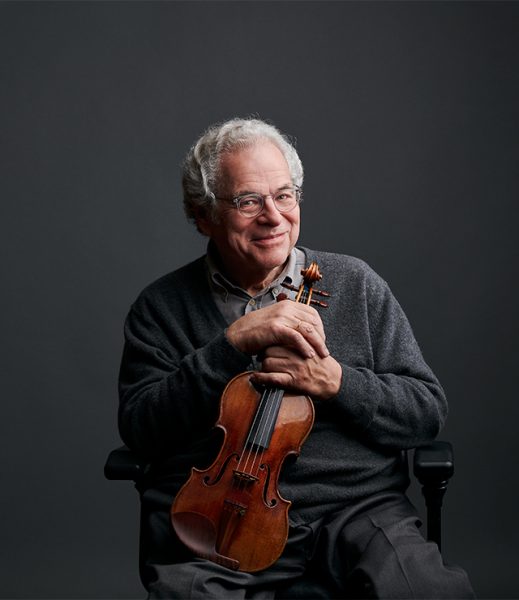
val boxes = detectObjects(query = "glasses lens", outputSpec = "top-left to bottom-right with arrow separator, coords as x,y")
274,187 -> 299,212
237,195 -> 263,216
235,187 -> 301,217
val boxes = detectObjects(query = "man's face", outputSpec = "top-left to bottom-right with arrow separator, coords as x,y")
198,141 -> 300,289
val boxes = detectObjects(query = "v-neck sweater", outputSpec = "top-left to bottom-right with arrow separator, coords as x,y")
118,247 -> 447,524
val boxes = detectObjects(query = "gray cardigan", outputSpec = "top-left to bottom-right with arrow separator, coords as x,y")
118,247 -> 447,524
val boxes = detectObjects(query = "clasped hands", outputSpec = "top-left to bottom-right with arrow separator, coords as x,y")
226,301 -> 342,401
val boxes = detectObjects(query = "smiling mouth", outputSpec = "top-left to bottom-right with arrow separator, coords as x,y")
253,232 -> 286,243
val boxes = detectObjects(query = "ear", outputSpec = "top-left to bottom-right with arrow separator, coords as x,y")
193,208 -> 213,237
196,218 -> 211,236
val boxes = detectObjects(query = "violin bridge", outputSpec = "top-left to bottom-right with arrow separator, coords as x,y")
233,470 -> 259,485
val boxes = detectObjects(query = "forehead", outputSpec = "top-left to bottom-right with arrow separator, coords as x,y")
218,141 -> 291,193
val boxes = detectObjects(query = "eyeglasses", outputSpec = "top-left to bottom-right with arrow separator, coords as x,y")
217,185 -> 302,218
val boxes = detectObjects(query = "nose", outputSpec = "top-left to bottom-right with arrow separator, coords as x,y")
256,195 -> 283,225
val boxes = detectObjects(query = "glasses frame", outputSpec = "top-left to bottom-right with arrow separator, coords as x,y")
216,185 -> 303,218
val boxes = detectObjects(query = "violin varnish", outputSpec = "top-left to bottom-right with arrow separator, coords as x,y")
171,372 -> 314,572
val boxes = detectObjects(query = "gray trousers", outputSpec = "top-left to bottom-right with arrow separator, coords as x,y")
143,490 -> 474,599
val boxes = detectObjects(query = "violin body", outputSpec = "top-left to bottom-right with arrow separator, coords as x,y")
171,372 -> 314,572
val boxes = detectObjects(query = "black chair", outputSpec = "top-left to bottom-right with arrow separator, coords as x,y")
105,441 -> 454,594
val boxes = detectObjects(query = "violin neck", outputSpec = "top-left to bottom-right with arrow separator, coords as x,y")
246,387 -> 284,452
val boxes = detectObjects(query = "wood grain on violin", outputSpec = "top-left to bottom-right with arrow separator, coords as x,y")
171,262 -> 328,572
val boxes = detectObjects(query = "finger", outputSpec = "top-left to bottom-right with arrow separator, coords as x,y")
289,306 -> 326,342
263,345 -> 291,359
267,301 -> 327,342
261,354 -> 292,373
285,322 -> 329,359
269,321 -> 325,359
293,317 -> 326,343
281,326 -> 317,359
250,371 -> 296,390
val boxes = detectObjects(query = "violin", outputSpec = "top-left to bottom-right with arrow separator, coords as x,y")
171,262 -> 329,572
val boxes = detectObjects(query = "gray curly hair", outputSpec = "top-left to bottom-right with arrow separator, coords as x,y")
182,117 -> 303,228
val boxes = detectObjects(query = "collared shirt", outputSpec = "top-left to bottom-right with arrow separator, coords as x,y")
205,245 -> 306,326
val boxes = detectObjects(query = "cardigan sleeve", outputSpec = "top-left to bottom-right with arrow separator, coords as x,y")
326,264 -> 448,450
118,293 -> 252,460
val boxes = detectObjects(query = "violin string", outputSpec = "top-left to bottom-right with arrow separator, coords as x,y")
255,387 -> 282,472
246,386 -> 281,483
236,385 -> 269,476
239,385 -> 281,479
242,386 -> 271,475
250,387 -> 281,478
246,389 -> 270,477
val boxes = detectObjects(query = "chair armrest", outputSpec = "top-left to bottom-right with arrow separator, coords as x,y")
413,441 -> 454,484
413,441 -> 454,549
104,446 -> 149,481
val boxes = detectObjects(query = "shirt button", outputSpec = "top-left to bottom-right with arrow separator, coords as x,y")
249,299 -> 256,306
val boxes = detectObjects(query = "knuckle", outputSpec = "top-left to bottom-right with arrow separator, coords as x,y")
272,322 -> 285,336
278,302 -> 292,314
306,305 -> 318,318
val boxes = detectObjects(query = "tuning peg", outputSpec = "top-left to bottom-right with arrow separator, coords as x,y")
280,282 -> 299,293
311,288 -> 331,298
310,299 -> 328,308
276,293 -> 289,302
281,281 -> 330,297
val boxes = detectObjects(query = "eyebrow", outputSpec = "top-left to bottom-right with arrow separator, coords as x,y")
234,183 -> 293,197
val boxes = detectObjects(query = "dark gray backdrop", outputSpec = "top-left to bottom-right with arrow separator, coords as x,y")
1,1 -> 518,598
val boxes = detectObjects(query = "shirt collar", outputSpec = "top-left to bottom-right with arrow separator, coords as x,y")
205,242 -> 303,301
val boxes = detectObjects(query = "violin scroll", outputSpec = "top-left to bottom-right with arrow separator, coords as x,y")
281,261 -> 330,308
301,261 -> 322,284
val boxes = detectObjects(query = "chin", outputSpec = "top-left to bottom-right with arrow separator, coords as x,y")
256,246 -> 291,268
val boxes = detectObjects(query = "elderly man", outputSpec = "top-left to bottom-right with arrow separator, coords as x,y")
118,118 -> 473,598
